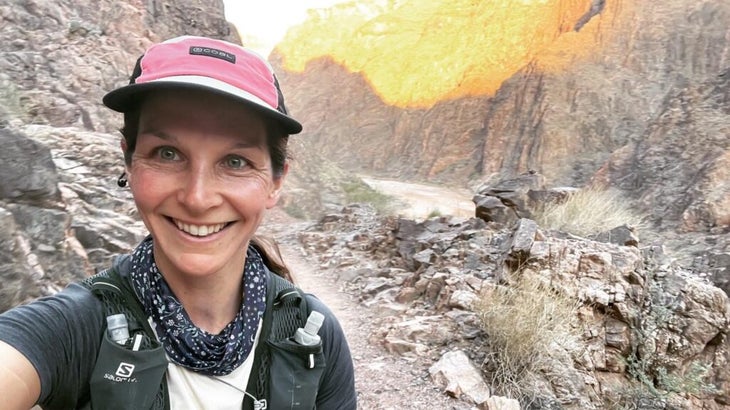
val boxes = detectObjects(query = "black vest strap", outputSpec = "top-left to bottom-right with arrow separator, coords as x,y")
82,268 -> 170,410
243,272 -> 311,410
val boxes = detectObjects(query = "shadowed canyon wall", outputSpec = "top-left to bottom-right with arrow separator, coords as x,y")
0,0 -> 237,132
0,0 -> 237,308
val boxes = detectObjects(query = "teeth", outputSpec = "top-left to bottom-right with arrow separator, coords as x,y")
174,220 -> 225,237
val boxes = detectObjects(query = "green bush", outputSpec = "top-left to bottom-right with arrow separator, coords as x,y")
340,179 -> 392,213
616,258 -> 720,408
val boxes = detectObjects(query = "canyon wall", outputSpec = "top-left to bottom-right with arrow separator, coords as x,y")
274,0 -> 729,234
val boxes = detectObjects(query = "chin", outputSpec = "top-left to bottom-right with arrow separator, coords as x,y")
171,254 -> 228,278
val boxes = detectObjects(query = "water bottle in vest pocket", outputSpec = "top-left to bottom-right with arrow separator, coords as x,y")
266,338 -> 326,409
89,331 -> 168,410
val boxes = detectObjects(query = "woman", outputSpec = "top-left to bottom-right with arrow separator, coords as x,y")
0,36 -> 356,409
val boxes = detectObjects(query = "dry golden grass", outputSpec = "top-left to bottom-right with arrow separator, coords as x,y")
533,187 -> 646,237
476,273 -> 579,401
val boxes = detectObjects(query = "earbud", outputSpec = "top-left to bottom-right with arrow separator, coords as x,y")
117,172 -> 128,188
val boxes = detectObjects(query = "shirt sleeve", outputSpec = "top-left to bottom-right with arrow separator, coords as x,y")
0,282 -> 104,409
305,295 -> 357,410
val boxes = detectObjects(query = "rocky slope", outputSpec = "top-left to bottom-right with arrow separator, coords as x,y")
296,204 -> 730,409
0,0 -> 237,132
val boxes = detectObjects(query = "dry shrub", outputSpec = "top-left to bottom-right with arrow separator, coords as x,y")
476,273 -> 579,401
533,186 -> 646,237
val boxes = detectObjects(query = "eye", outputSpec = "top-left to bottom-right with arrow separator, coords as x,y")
224,155 -> 249,169
156,146 -> 180,161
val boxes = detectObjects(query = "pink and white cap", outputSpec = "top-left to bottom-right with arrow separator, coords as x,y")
103,36 -> 302,134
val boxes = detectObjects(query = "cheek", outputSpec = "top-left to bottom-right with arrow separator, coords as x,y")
229,179 -> 276,211
129,170 -> 169,211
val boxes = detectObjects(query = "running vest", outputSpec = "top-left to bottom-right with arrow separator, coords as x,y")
81,254 -> 326,410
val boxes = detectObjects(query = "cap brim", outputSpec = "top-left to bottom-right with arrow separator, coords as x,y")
103,79 -> 303,135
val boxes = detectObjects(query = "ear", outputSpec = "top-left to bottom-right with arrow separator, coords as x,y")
120,138 -> 131,182
266,163 -> 289,209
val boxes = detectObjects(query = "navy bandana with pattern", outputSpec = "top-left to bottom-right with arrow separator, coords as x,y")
129,237 -> 267,376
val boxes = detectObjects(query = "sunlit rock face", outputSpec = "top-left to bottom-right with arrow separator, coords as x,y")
274,0 -> 729,235
278,0 -> 616,108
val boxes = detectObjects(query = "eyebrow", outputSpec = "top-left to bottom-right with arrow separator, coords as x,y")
232,139 -> 263,149
139,129 -> 178,143
139,129 -> 264,149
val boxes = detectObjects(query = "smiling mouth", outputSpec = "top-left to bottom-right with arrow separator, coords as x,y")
171,218 -> 230,237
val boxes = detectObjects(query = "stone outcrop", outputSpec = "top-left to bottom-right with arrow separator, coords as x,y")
0,124 -> 146,313
0,128 -> 60,202
474,171 -> 728,293
297,204 -> 730,409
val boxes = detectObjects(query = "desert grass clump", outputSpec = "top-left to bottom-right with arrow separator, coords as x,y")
476,273 -> 579,401
341,179 -> 393,213
533,186 -> 646,237
427,208 -> 443,218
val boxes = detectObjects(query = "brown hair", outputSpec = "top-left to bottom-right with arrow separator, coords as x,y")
120,106 -> 294,282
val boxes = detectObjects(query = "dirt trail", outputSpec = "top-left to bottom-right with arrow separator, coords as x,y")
280,244 -> 458,410
263,177 -> 478,409
263,209 -> 461,410
360,176 -> 474,220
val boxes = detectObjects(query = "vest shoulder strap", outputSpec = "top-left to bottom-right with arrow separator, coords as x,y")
243,272 -> 310,410
81,268 -> 170,410
81,268 -> 156,338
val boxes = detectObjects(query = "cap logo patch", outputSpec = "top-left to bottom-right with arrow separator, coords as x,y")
189,46 -> 236,63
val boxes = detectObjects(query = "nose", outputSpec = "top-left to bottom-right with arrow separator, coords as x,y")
177,165 -> 223,213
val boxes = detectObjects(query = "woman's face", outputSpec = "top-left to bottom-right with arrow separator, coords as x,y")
125,89 -> 285,280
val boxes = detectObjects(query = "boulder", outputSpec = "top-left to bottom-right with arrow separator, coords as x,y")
429,350 -> 491,406
0,128 -> 59,201
590,224 -> 640,247
473,172 -> 546,224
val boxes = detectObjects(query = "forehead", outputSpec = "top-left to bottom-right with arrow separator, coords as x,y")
137,89 -> 268,145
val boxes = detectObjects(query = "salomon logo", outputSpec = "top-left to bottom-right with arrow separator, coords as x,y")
103,362 -> 138,383
115,362 -> 135,378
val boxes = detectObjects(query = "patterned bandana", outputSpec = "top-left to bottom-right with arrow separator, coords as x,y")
129,237 -> 267,376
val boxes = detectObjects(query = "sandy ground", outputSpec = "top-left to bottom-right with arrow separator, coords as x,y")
360,177 -> 475,220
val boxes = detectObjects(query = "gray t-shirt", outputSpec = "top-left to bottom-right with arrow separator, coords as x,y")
0,282 -> 103,408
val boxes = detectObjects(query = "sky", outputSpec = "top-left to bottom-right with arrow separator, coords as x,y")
223,0 -> 350,56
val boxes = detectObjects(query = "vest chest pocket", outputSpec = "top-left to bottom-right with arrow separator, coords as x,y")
266,339 -> 326,410
89,332 -> 168,410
